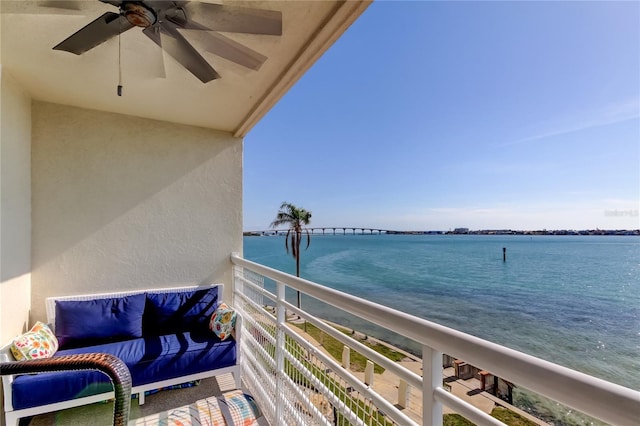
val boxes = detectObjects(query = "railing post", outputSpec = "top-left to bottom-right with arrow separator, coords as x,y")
422,345 -> 443,426
364,360 -> 374,386
398,379 -> 409,408
231,252 -> 241,306
275,281 -> 286,422
342,345 -> 350,369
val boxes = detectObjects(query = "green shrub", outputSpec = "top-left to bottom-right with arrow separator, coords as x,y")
491,406 -> 539,426
443,407 -> 540,426
443,413 -> 476,426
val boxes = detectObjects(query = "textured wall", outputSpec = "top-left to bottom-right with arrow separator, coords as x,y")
0,69 -> 32,342
31,102 -> 243,323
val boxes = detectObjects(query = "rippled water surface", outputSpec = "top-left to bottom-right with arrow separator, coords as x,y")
243,234 -> 640,392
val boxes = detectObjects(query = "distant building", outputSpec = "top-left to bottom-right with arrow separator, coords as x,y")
453,228 -> 469,234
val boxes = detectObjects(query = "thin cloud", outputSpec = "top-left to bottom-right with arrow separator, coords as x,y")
498,100 -> 639,148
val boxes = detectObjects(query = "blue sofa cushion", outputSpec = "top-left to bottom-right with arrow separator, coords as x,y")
11,331 -> 236,410
143,288 -> 219,336
55,294 -> 146,349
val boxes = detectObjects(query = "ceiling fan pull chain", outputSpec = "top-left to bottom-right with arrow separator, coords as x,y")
117,21 -> 123,96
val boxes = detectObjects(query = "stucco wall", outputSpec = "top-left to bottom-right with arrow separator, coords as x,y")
31,102 -> 243,324
0,69 -> 32,343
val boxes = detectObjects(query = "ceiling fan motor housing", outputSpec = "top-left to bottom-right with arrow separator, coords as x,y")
122,1 -> 157,27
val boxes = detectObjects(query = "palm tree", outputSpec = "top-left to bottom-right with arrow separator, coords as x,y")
270,202 -> 312,309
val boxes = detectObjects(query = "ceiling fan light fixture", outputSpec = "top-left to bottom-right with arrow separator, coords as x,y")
122,2 -> 156,28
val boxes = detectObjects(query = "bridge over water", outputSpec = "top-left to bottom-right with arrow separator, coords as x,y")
246,227 -> 393,236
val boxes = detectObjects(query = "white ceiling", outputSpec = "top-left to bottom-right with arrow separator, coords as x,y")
1,0 -> 370,136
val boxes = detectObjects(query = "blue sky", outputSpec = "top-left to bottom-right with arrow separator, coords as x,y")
244,1 -> 639,232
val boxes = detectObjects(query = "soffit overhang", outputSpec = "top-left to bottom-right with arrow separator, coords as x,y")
1,0 -> 371,136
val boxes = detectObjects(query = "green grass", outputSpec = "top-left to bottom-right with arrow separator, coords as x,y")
292,321 -> 406,374
444,413 -> 476,426
491,406 -> 539,426
442,407 -> 540,426
282,328 -> 393,426
253,316 -> 395,424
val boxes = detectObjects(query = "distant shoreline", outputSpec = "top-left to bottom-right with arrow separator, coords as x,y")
244,229 -> 639,236
388,229 -> 640,236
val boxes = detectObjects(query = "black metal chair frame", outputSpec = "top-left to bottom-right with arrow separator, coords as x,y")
0,353 -> 131,426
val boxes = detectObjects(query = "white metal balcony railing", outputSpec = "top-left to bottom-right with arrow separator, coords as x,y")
230,253 -> 640,426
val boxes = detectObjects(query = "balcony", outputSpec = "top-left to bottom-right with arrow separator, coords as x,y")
230,254 -> 640,426
3,253 -> 638,425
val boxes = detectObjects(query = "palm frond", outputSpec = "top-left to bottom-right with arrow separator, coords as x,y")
270,201 -> 313,261
304,229 -> 311,250
284,229 -> 291,254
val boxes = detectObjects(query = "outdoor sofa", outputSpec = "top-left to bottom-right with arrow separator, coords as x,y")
0,284 -> 240,426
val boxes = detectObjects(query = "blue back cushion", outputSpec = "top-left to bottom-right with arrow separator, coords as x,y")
55,294 -> 146,349
144,287 -> 219,336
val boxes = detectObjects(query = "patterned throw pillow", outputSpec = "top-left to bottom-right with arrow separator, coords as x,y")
11,321 -> 59,361
209,303 -> 236,341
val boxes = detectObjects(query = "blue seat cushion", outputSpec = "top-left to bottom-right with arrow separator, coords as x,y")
11,331 -> 236,410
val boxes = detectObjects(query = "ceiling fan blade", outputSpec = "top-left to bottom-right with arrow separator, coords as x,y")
160,4 -> 210,30
53,12 -> 134,54
141,26 -> 167,79
183,2 -> 282,35
198,31 -> 267,71
156,21 -> 220,83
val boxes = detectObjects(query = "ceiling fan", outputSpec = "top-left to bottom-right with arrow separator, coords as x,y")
50,0 -> 282,83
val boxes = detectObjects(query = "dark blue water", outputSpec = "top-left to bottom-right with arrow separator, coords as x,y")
243,234 -> 640,392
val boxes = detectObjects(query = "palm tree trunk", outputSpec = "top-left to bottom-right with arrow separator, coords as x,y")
295,235 -> 301,278
295,231 -> 305,332
296,255 -> 301,308
295,232 -> 301,308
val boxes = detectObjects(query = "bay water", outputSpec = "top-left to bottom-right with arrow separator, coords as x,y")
243,234 -> 639,421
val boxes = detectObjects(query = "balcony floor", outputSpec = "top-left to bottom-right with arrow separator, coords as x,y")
25,373 -> 252,426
